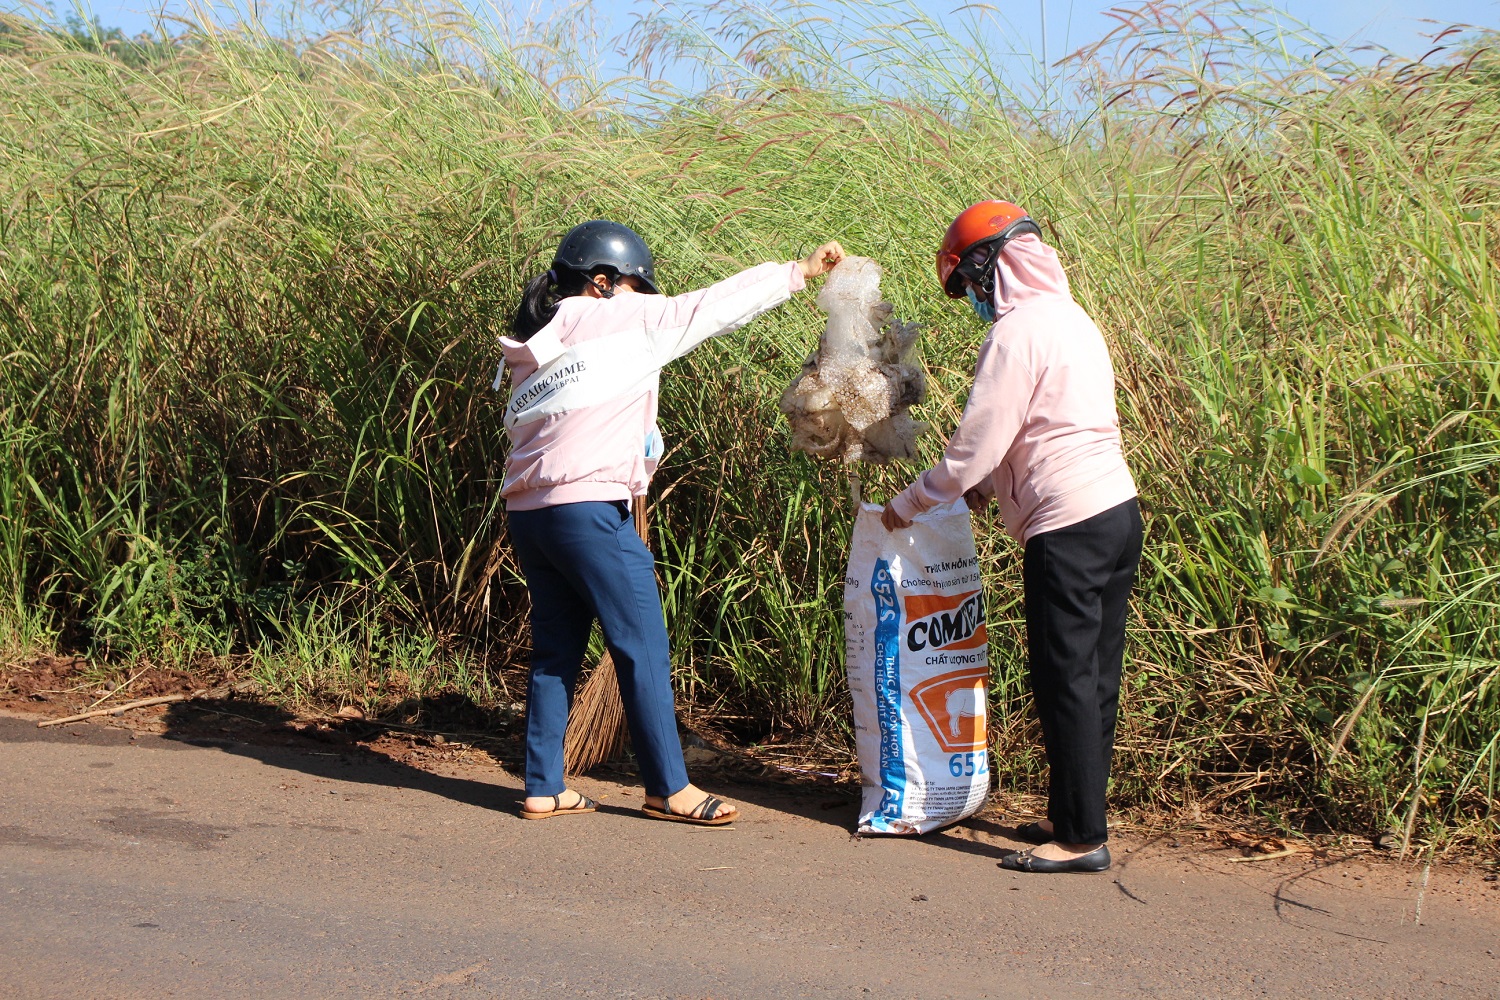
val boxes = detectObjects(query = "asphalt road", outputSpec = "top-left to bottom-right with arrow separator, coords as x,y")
1,713 -> 1496,999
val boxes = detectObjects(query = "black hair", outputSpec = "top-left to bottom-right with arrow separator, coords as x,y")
510,265 -> 593,341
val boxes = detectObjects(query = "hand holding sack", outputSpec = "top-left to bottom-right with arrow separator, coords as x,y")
845,501 -> 990,834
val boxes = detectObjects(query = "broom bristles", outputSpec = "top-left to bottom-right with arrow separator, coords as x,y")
564,651 -> 629,773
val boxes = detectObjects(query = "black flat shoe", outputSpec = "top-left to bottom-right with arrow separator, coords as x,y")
999,845 -> 1112,874
1013,821 -> 1051,845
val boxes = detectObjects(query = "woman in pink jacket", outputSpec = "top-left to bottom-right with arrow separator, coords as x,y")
499,220 -> 844,825
882,202 -> 1142,874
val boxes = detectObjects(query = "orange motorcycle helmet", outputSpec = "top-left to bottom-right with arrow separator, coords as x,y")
936,200 -> 1042,299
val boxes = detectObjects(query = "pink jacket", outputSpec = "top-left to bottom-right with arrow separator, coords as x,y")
497,261 -> 806,510
890,234 -> 1136,543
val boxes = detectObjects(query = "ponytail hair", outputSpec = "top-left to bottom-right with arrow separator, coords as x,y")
511,266 -> 587,341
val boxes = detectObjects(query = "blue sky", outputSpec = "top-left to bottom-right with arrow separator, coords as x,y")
40,0 -> 1500,70
967,1 -> 1496,61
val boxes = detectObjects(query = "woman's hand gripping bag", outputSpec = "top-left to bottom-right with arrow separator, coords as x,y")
846,502 -> 990,834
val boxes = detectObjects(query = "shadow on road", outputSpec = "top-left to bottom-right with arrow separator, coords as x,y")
147,693 -> 1043,851
910,817 -> 1023,862
158,697 -> 526,815
154,696 -> 864,831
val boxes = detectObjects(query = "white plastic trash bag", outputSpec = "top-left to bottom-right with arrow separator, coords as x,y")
845,501 -> 990,834
779,256 -> 928,464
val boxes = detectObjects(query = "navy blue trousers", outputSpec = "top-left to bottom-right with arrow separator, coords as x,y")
507,500 -> 690,799
1023,498 -> 1143,845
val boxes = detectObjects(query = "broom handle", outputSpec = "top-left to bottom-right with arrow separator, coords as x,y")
633,494 -> 649,550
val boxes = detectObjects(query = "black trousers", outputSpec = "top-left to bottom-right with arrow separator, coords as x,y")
1022,498 -> 1143,845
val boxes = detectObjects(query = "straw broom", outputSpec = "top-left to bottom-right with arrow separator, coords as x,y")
562,494 -> 648,773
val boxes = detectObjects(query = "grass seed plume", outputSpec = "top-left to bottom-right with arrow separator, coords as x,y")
780,257 -> 928,464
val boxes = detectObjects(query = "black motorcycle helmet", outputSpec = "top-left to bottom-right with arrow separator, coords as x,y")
553,220 -> 660,294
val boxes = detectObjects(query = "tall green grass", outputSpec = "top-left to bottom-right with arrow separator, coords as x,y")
1,0 -> 1496,845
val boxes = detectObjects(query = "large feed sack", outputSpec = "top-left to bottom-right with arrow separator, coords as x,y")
845,502 -> 990,834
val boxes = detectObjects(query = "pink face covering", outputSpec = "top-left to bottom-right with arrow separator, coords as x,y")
990,233 -> 1071,316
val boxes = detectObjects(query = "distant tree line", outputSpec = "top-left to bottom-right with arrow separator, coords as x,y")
0,11 -> 177,68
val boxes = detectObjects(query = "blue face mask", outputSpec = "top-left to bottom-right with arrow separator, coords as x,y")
966,286 -> 996,324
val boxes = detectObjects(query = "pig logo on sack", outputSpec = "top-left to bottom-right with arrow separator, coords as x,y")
902,589 -> 987,753
909,667 -> 987,753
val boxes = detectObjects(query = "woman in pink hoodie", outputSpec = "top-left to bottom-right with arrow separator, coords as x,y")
882,202 -> 1142,874
499,219 -> 844,824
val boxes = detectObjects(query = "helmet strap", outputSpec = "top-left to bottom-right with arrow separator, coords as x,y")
956,242 -> 1000,299
959,218 -> 1042,299
586,274 -> 615,299
975,244 -> 999,299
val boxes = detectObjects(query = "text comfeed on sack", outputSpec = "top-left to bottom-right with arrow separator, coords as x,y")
845,501 -> 990,834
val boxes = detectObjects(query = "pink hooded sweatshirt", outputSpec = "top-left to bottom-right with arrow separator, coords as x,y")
497,261 -> 806,510
889,234 -> 1136,544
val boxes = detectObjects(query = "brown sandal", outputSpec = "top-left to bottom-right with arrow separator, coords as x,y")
520,791 -> 598,820
641,793 -> 736,826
